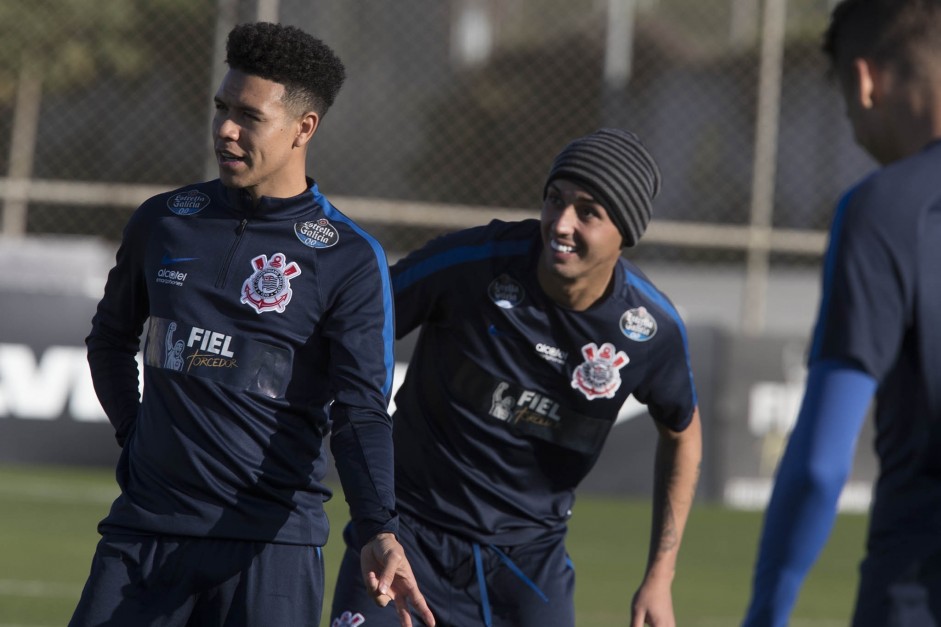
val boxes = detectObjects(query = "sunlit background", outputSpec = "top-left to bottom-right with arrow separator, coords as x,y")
0,1 -> 877,625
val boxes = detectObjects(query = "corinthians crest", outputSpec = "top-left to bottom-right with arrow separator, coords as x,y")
571,341 -> 629,400
241,252 -> 301,314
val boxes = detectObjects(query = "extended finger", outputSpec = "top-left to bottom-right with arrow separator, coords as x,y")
412,595 -> 435,626
394,594 -> 414,627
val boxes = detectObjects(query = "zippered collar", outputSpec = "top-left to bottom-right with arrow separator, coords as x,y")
220,177 -> 323,221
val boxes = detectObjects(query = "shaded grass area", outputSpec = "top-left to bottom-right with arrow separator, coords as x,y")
0,464 -> 866,626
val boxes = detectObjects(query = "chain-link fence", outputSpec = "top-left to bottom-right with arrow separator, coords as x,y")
0,0 -> 874,331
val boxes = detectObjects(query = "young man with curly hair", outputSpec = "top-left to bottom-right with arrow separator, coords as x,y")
743,0 -> 941,624
70,22 -> 433,627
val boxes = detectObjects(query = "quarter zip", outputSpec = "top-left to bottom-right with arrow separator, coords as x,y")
216,217 -> 249,288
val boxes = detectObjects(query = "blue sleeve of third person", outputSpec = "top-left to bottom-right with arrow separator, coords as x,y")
742,360 -> 876,627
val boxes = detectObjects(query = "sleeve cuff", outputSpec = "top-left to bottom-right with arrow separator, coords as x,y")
350,512 -> 400,552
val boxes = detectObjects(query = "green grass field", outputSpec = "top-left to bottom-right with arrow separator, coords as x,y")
0,464 -> 867,626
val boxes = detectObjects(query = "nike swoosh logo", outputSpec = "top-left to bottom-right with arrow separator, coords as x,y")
161,255 -> 198,265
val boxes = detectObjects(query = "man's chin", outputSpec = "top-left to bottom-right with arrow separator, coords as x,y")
219,173 -> 251,190
542,260 -> 580,282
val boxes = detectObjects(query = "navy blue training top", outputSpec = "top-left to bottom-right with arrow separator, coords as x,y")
744,140 -> 941,626
86,178 -> 397,549
390,219 -> 697,545
809,139 -> 941,548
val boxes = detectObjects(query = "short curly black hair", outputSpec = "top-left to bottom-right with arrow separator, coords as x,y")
225,22 -> 346,117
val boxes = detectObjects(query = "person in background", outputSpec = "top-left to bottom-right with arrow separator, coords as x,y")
70,21 -> 433,627
331,128 -> 702,627
743,1 -> 941,624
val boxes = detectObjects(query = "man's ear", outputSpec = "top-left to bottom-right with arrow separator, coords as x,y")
294,111 -> 320,148
853,57 -> 880,109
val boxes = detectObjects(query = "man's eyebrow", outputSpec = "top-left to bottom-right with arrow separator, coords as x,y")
213,97 -> 265,116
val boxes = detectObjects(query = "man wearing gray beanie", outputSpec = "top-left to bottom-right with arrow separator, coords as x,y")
544,128 -> 662,248
331,129 -> 702,627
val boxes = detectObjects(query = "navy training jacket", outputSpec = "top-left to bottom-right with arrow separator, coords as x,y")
86,178 -> 397,548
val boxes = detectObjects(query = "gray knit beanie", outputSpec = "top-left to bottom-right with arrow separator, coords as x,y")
543,128 -> 661,247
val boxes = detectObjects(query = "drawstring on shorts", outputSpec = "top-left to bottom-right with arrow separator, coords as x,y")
472,543 -> 549,627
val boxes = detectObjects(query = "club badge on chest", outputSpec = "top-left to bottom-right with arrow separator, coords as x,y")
241,252 -> 301,314
571,341 -> 629,400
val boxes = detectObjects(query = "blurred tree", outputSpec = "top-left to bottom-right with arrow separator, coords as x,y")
0,0 -> 210,103
0,0 -> 213,233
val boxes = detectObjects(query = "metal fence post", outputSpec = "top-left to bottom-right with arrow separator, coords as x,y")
742,0 -> 788,335
3,55 -> 42,238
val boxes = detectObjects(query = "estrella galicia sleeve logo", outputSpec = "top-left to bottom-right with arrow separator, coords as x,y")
295,219 -> 339,248
167,190 -> 211,215
620,306 -> 658,341
241,252 -> 302,314
488,274 -> 525,309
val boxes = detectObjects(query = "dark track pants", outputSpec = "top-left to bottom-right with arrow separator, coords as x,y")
69,533 -> 324,627
852,547 -> 941,627
330,513 -> 575,627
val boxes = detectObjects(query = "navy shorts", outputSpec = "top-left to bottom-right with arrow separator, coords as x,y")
69,533 -> 324,627
852,546 -> 941,627
330,512 -> 575,627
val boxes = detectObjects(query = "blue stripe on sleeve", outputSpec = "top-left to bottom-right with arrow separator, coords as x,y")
392,239 -> 533,292
311,185 -> 396,397
623,268 -> 698,408
743,360 -> 875,626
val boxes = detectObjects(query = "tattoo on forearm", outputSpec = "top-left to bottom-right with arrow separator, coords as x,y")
651,440 -> 699,558
658,500 -> 677,554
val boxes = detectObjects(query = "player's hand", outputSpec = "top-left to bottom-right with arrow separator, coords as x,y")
360,532 -> 436,627
630,576 -> 675,627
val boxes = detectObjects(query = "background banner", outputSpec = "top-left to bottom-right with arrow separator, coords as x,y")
0,239 -> 877,510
